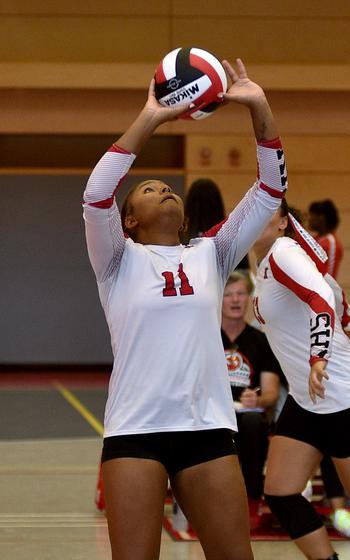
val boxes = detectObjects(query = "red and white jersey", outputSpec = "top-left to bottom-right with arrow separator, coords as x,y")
254,236 -> 350,413
324,273 -> 350,333
316,232 -> 343,279
83,139 -> 287,437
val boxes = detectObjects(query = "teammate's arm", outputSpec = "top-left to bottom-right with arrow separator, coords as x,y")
269,244 -> 336,402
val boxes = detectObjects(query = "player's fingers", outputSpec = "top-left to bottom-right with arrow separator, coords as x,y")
222,60 -> 239,83
313,381 -> 326,399
169,103 -> 193,120
148,78 -> 156,97
309,387 -> 317,404
236,58 -> 248,79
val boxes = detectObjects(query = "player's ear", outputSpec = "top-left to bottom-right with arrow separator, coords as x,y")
179,216 -> 188,233
124,214 -> 138,231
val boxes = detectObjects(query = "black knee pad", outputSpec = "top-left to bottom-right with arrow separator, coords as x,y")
264,493 -> 323,539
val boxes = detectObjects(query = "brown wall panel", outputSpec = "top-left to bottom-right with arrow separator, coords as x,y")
0,16 -> 170,62
173,0 -> 350,18
0,0 -> 350,19
1,13 -> 350,65
186,135 -> 350,173
186,136 -> 256,172
2,0 -> 349,18
0,1 -> 171,15
284,174 -> 350,212
171,18 -> 350,64
2,90 -> 350,139
174,92 -> 350,136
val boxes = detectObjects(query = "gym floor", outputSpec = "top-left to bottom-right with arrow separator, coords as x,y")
1,371 -> 349,560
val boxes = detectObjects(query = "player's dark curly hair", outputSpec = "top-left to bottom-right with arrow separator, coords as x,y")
308,199 -> 340,231
183,178 -> 225,243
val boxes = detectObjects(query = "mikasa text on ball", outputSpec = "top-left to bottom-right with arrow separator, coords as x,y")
154,47 -> 227,120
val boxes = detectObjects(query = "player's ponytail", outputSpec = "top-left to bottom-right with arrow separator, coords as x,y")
279,199 -> 303,238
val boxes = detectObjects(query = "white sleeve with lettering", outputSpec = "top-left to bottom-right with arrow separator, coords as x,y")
83,145 -> 136,283
269,242 -> 336,364
207,138 -> 287,279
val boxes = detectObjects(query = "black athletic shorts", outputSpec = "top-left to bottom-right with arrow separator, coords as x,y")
101,428 -> 237,477
274,394 -> 350,458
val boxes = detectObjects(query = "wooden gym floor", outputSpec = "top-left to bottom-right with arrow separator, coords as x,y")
0,371 -> 349,560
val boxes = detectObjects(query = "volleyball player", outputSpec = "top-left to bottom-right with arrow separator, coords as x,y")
252,200 -> 350,560
83,59 -> 287,560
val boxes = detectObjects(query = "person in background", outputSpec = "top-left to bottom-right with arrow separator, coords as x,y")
308,199 -> 343,279
221,271 -> 284,530
182,178 -> 225,242
252,199 -> 350,560
182,178 -> 250,271
305,201 -> 350,536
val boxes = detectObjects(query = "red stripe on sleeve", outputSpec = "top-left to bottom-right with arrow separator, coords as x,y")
88,197 -> 114,209
257,137 -> 282,149
259,182 -> 285,199
269,253 -> 335,329
202,218 -> 228,238
86,171 -> 129,208
108,144 -> 132,155
309,356 -> 327,366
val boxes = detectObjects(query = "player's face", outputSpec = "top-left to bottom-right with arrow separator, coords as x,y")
222,280 -> 249,321
125,180 -> 184,233
253,209 -> 288,254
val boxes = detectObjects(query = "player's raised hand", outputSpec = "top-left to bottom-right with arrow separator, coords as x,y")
309,360 -> 329,403
219,59 -> 265,108
143,78 -> 190,125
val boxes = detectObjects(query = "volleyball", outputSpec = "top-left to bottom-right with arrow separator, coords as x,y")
154,47 -> 227,120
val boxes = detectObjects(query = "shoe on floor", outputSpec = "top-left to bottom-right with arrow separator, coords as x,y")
331,508 -> 350,537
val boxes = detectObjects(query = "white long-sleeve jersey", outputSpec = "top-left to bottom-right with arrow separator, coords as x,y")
254,236 -> 350,413
83,138 -> 287,437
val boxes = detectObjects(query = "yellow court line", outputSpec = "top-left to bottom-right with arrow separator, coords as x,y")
54,382 -> 104,437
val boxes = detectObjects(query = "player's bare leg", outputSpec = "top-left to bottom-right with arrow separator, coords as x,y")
333,456 -> 350,495
265,436 -> 335,559
102,458 -> 168,560
170,455 -> 254,560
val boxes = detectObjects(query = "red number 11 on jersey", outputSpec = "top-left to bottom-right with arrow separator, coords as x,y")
162,264 -> 194,297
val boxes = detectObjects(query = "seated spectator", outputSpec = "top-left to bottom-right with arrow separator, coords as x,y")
221,271 -> 284,529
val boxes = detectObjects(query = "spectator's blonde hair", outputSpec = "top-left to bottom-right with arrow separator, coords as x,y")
225,271 -> 253,295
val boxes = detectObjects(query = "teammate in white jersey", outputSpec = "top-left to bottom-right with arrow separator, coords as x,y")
83,59 -> 287,560
253,199 -> 350,560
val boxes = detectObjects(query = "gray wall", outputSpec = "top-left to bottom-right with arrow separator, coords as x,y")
1,174 -> 184,365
